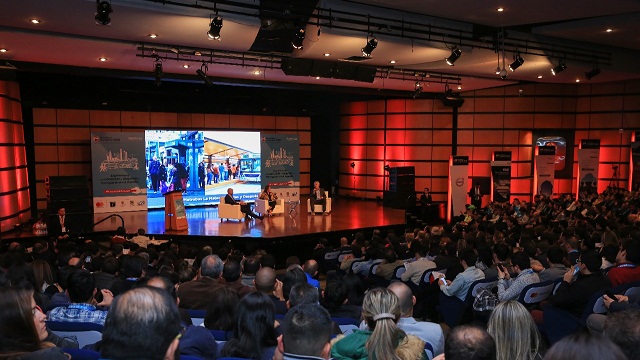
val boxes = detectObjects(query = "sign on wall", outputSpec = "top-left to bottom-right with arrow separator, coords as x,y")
578,139 -> 600,196
91,132 -> 147,213
448,156 -> 469,222
535,146 -> 556,197
261,134 -> 300,202
491,151 -> 512,203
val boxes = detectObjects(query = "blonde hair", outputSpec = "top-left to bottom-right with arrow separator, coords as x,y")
362,287 -> 403,360
487,301 -> 540,360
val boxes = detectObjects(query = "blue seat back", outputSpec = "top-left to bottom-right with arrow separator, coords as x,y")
517,280 -> 554,306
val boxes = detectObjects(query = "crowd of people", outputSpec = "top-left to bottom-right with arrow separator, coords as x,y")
1,186 -> 640,359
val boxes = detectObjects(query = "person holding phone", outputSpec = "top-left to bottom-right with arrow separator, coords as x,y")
439,249 -> 485,301
546,250 -> 611,317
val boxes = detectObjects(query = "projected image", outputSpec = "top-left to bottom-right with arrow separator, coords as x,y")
145,130 -> 261,209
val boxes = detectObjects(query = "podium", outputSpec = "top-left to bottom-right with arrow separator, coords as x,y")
164,190 -> 188,231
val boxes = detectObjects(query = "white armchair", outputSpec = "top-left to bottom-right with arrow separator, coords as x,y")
218,196 -> 244,221
255,198 -> 285,216
307,191 -> 332,213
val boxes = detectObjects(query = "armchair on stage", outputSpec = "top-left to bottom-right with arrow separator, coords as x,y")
218,196 -> 244,221
255,198 -> 285,216
307,191 -> 332,214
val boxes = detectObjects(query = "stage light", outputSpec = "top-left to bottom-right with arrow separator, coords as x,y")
292,28 -> 305,49
95,0 -> 113,25
551,61 -> 566,76
361,37 -> 377,57
509,54 -> 524,71
585,67 -> 601,80
445,47 -> 461,66
153,60 -> 163,86
196,63 -> 213,86
411,82 -> 423,99
499,68 -> 508,79
207,16 -> 223,40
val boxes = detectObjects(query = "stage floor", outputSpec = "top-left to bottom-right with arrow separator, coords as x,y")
93,198 -> 406,238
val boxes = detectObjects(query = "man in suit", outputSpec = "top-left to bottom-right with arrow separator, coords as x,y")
225,188 -> 263,220
310,181 -> 329,215
50,207 -> 70,240
468,183 -> 483,209
178,255 -> 226,310
419,187 -> 433,222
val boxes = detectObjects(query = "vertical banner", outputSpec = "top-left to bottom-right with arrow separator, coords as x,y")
448,156 -> 469,222
631,131 -> 640,191
535,146 -> 556,197
261,134 -> 300,202
578,139 -> 600,196
491,151 -> 512,203
91,132 -> 147,213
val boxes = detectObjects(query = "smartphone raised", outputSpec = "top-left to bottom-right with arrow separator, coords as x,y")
604,290 -> 618,301
572,264 -> 580,277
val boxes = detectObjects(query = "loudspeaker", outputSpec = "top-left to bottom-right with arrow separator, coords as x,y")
281,58 -> 376,83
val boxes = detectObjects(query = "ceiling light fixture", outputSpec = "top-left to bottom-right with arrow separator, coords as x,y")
0,48 -> 7,53
292,28 -> 305,49
99,57 -> 107,62
445,47 -> 461,66
606,28 -> 613,33
537,75 -> 543,79
30,19 -> 41,24
585,66 -> 601,80
509,53 -> 524,71
153,59 -> 163,86
148,34 -> 158,39
551,61 -> 566,75
411,82 -> 423,99
324,53 -> 331,57
196,63 -> 213,86
361,36 -> 378,57
253,70 -> 261,75
390,60 -> 396,64
95,0 -> 113,25
182,64 -> 190,69
496,7 -> 504,12
207,16 -> 223,40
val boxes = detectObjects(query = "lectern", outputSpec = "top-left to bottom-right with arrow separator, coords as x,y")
164,190 -> 188,231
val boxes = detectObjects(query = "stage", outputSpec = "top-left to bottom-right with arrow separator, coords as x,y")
92,197 -> 406,239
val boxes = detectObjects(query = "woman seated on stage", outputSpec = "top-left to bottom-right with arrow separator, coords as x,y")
259,185 -> 278,216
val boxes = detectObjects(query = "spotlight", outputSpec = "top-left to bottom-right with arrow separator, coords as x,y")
445,48 -> 462,66
361,37 -> 377,57
207,16 -> 223,40
153,60 -> 163,86
196,63 -> 213,86
585,67 -> 601,80
291,28 -> 305,49
509,54 -> 524,71
551,61 -> 566,76
500,68 -> 508,79
411,82 -> 423,99
95,0 -> 112,25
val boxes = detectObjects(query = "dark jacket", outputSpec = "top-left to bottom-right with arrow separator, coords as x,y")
548,272 -> 611,316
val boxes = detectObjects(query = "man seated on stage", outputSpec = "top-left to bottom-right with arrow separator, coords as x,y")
225,188 -> 263,221
310,181 -> 329,216
50,207 -> 70,240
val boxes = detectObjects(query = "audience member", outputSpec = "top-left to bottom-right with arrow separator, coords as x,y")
110,255 -> 147,296
487,301 -> 541,360
0,286 -> 77,360
255,266 -> 287,315
101,286 -> 182,360
242,256 -> 261,287
401,242 -> 436,286
497,251 -> 539,302
542,332 -> 626,360
603,309 -> 640,360
47,269 -> 113,325
302,259 -> 320,289
282,266 -> 308,302
376,248 -> 405,280
433,325 -> 495,360
330,287 -> 426,360
538,246 -> 567,282
439,249 -> 485,301
218,292 -> 279,360
608,239 -> 640,286
204,286 -> 239,332
131,228 -> 151,248
322,279 -> 361,320
274,304 -> 333,360
221,259 -> 252,298
178,254 -> 224,310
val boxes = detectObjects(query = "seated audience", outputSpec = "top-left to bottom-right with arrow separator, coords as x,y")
302,259 -> 321,289
608,239 -> 640,287
255,267 -> 287,315
401,242 -> 436,287
221,259 -> 252,298
274,304 -> 333,360
497,252 -> 539,302
322,279 -> 361,320
330,287 -> 426,360
178,254 -> 225,310
538,246 -> 567,282
282,266 -> 308,302
0,286 -> 77,360
101,286 -> 182,360
603,309 -> 640,360
47,269 -> 113,325
218,292 -> 279,360
433,325 -> 495,360
242,256 -> 261,287
547,250 -> 611,317
487,301 -> 542,360
542,332 -> 626,360
204,286 -> 239,332
110,255 -> 147,296
439,249 -> 485,301
375,248 -> 405,280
